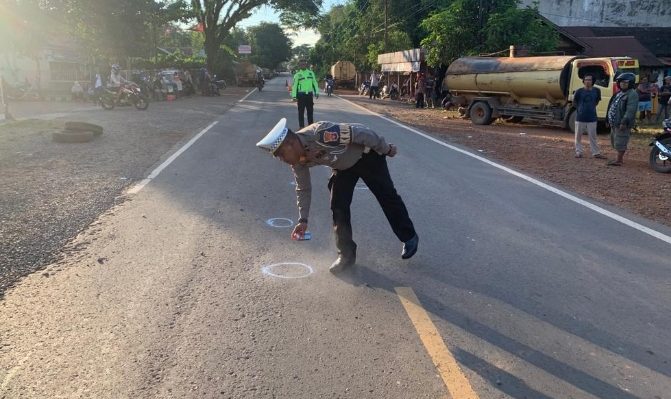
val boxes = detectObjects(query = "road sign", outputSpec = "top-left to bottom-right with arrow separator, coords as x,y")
238,45 -> 251,54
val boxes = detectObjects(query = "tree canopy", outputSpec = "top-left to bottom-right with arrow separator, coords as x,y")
421,0 -> 558,66
190,0 -> 321,72
309,0 -> 558,76
246,23 -> 291,69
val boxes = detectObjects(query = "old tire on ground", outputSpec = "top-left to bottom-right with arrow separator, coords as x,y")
64,121 -> 103,136
52,130 -> 95,143
470,102 -> 494,125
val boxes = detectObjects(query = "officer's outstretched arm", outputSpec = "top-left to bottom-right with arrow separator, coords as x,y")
292,164 -> 312,221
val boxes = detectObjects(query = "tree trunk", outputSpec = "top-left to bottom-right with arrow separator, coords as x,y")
204,29 -> 219,73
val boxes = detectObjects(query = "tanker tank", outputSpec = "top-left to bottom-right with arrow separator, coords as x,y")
446,56 -> 580,106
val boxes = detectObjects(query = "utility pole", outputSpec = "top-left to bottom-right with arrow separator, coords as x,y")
383,0 -> 388,52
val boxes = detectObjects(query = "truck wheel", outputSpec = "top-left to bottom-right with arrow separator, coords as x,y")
470,102 -> 493,125
567,110 -> 577,133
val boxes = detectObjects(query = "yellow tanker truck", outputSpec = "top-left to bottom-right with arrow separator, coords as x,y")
444,55 -> 639,131
330,61 -> 356,88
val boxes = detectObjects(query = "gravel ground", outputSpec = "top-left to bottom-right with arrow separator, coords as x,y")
0,88 -> 250,296
344,94 -> 671,227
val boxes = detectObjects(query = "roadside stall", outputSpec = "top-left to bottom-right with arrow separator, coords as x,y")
377,48 -> 425,100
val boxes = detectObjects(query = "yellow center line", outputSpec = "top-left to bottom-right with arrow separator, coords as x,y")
395,287 -> 479,399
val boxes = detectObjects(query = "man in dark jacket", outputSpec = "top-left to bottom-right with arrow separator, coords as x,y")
607,73 -> 639,166
656,76 -> 671,123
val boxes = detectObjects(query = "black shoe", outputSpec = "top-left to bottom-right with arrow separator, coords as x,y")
330,255 -> 355,273
401,234 -> 419,259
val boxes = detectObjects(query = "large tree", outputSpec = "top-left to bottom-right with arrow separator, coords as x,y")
28,0 -> 189,61
420,0 -> 558,66
190,0 -> 321,72
247,23 -> 291,69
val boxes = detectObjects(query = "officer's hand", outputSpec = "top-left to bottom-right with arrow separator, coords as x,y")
386,144 -> 398,157
291,222 -> 308,240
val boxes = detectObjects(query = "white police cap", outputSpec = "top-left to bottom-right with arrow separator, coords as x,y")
256,118 -> 288,155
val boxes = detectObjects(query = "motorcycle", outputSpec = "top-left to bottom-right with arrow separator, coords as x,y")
96,89 -> 116,109
257,78 -> 265,92
99,82 -> 149,110
389,83 -> 399,100
206,75 -> 226,96
649,118 -> 671,173
359,80 -> 370,96
325,79 -> 334,96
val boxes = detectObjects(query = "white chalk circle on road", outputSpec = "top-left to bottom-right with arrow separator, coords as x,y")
266,218 -> 294,228
262,262 -> 314,279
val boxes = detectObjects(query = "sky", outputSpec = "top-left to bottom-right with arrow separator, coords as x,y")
239,0 -> 347,47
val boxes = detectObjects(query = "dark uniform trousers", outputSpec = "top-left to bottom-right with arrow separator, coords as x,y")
297,92 -> 314,128
328,151 -> 416,258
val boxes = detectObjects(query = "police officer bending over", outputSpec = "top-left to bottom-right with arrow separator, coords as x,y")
291,59 -> 319,128
257,118 -> 419,272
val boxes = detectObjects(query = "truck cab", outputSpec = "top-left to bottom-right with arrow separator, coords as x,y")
567,57 -> 639,129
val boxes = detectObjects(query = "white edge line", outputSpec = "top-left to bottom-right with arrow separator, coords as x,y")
338,96 -> 671,245
238,88 -> 258,103
126,121 -> 218,194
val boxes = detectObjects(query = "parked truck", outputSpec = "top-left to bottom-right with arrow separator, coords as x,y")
444,55 -> 639,132
330,61 -> 356,89
236,60 -> 262,86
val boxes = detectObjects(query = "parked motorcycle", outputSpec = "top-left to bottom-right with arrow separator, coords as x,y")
649,119 -> 671,173
389,83 -> 399,100
359,80 -> 370,96
99,82 -> 149,110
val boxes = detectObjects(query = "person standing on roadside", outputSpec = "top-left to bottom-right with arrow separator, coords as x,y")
424,73 -> 435,108
656,76 -> 671,123
415,72 -> 426,109
573,74 -> 606,159
291,59 -> 319,128
606,72 -> 639,166
369,71 -> 380,100
637,75 -> 654,124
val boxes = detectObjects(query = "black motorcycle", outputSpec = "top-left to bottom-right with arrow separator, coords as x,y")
257,78 -> 265,92
649,119 -> 671,173
326,79 -> 334,96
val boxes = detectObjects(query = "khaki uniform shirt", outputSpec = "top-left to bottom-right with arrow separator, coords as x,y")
291,122 -> 391,220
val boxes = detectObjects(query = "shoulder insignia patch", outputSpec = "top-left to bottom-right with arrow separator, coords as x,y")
318,124 -> 341,144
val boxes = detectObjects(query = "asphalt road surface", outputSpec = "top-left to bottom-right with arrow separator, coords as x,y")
1,74 -> 670,398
